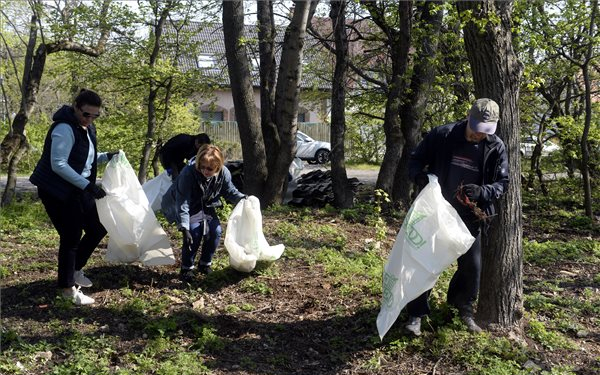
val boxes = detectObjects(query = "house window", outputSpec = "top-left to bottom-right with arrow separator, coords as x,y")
202,111 -> 224,121
297,112 -> 306,123
197,55 -> 215,68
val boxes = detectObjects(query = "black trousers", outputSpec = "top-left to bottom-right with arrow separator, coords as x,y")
38,188 -> 107,288
406,232 -> 482,317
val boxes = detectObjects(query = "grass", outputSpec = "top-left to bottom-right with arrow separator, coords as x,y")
1,174 -> 599,374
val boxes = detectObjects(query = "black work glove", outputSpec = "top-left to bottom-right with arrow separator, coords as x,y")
462,184 -> 482,201
414,172 -> 429,190
85,182 -> 106,199
180,228 -> 193,246
106,151 -> 119,161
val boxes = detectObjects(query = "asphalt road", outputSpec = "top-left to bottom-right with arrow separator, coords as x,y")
0,166 -> 380,194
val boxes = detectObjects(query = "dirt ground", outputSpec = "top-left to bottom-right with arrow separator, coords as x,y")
1,185 -> 599,374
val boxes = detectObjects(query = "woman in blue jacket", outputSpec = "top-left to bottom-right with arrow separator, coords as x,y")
162,144 -> 245,281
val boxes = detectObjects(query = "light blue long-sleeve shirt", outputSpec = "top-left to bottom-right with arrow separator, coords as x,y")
50,123 -> 109,190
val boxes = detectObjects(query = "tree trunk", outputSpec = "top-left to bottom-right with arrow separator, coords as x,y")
264,0 -> 318,206
138,5 -> 170,184
579,0 -> 597,219
329,0 -> 353,209
394,1 -> 443,206
0,1 -> 110,206
457,0 -> 524,328
223,0 -> 267,198
257,0 -> 279,173
361,0 -> 411,197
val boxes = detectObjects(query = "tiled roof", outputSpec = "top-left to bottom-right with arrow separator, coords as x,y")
165,21 -> 331,90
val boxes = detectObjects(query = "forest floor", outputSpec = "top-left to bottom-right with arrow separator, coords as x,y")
1,180 -> 599,374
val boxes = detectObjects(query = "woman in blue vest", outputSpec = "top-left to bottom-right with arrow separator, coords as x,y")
30,89 -> 117,305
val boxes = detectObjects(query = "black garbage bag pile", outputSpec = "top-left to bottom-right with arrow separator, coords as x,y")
288,169 -> 361,207
224,161 -> 362,207
225,161 -> 245,192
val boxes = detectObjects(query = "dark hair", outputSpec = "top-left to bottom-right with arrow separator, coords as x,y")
195,133 -> 211,145
74,89 -> 102,108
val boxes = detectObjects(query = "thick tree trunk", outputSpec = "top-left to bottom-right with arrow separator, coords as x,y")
329,0 -> 353,209
393,1 -> 443,206
457,0 -> 524,328
257,0 -> 279,173
223,0 -> 267,198
264,0 -> 318,206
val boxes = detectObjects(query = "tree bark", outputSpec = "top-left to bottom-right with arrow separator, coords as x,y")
579,0 -> 597,219
456,0 -> 524,328
139,3 -> 170,184
223,0 -> 267,198
329,0 -> 353,209
361,0 -> 412,197
263,0 -> 318,206
257,0 -> 279,173
0,0 -> 110,206
393,1 -> 443,206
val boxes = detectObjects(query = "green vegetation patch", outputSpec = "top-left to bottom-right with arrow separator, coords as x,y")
312,246 -> 382,296
524,239 -> 600,265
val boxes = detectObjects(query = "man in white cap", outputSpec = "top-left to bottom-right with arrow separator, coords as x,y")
404,98 -> 509,335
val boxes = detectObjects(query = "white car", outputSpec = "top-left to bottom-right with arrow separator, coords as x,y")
520,137 -> 560,158
295,131 -> 331,164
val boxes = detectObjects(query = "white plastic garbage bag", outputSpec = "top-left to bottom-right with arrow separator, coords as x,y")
96,151 -> 175,266
376,174 -> 475,339
142,171 -> 172,212
224,196 -> 285,272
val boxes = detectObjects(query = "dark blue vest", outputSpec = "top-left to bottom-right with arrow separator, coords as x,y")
30,116 -> 98,202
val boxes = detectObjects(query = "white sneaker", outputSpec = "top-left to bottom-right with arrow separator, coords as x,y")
405,316 -> 422,336
62,286 -> 95,305
74,270 -> 93,287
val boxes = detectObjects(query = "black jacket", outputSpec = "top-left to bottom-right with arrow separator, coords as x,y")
30,105 -> 98,201
409,120 -> 509,220
159,134 -> 197,172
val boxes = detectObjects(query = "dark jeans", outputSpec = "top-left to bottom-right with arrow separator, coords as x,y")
181,215 -> 222,269
406,232 -> 482,317
38,188 -> 107,288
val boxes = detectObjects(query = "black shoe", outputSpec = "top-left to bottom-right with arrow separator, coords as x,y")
461,315 -> 483,333
179,269 -> 197,282
198,265 -> 213,275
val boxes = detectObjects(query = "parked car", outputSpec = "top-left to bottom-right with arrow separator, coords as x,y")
295,131 -> 331,164
520,137 -> 560,158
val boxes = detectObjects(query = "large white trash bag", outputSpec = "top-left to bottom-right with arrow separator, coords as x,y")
224,196 -> 285,272
142,171 -> 172,212
376,174 -> 475,339
96,151 -> 175,266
